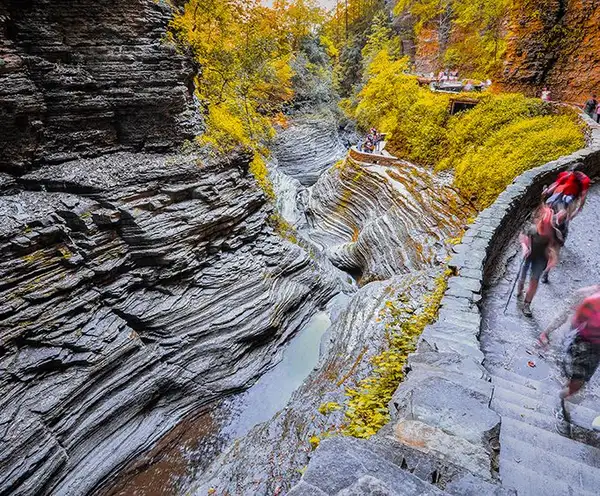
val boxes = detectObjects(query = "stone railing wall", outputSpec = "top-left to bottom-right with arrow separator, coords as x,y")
349,146 -> 399,167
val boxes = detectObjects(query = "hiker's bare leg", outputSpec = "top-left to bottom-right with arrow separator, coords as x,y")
526,279 -> 539,303
560,379 -> 585,399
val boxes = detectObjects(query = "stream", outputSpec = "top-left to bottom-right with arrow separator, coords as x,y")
103,120 -> 354,496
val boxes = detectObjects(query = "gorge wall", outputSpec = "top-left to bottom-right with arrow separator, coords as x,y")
0,1 -> 341,494
0,0 -> 199,173
501,0 -> 600,102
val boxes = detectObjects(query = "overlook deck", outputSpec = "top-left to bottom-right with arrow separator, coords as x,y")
349,146 -> 399,167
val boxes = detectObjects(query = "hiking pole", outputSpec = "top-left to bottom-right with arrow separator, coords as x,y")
504,257 -> 525,315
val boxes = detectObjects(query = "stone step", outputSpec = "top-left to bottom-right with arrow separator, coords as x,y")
491,372 -> 600,446
501,434 -> 600,493
500,459 -> 598,496
501,416 -> 600,469
490,373 -> 554,401
492,381 -> 559,419
298,436 -> 448,496
492,396 -> 562,433
489,367 -> 561,397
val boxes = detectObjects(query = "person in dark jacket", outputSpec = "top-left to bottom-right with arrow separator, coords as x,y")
584,94 -> 598,119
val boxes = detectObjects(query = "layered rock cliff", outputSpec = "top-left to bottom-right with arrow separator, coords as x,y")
307,158 -> 472,283
0,0 -> 199,173
186,153 -> 471,494
501,0 -> 600,102
0,153 -> 340,495
0,1 -> 341,494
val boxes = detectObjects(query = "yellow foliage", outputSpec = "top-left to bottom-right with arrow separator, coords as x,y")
351,48 -> 585,207
454,115 -> 585,208
268,212 -> 298,243
170,0 -> 323,159
309,435 -> 321,450
250,155 -> 276,200
342,270 -> 452,438
318,402 -> 342,415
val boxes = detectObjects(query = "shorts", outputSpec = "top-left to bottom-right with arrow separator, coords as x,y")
520,254 -> 548,282
566,335 -> 600,382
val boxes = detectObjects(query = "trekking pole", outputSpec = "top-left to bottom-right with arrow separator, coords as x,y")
504,257 -> 525,315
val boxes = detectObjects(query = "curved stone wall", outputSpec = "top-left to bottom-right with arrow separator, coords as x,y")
288,116 -> 600,495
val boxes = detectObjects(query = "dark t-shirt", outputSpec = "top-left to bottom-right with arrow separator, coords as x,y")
585,98 -> 598,115
525,225 -> 551,260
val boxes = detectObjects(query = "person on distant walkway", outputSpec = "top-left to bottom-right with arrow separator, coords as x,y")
517,205 -> 560,317
595,102 -> 600,124
544,170 -> 591,220
584,94 -> 598,119
368,128 -> 381,152
539,286 -> 600,400
541,87 -> 552,102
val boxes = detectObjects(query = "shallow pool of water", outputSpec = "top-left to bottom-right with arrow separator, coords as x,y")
222,310 -> 332,440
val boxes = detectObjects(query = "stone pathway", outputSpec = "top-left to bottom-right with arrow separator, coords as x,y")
481,187 -> 600,495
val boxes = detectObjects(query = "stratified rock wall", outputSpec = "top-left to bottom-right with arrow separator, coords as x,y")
0,154 -> 339,495
0,0 -> 199,173
0,1 -> 342,494
307,158 -> 471,283
273,113 -> 349,187
501,0 -> 600,102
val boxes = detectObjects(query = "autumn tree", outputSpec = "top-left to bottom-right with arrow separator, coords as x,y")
170,0 -> 325,154
393,0 -> 509,78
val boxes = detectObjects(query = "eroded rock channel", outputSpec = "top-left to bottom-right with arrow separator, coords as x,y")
0,2 -> 471,495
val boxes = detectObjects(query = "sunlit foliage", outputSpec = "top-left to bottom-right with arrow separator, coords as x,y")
349,49 -> 585,208
394,0 -> 509,78
342,270 -> 451,438
171,0 -> 325,196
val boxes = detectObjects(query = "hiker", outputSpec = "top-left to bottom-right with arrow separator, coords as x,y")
541,87 -> 552,102
368,128 -> 381,152
539,286 -> 600,400
540,208 -> 569,284
544,170 -> 591,219
517,205 -> 560,317
596,101 -> 600,124
363,135 -> 375,153
584,93 -> 598,119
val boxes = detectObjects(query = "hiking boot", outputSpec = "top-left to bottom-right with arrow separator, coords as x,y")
522,301 -> 533,317
541,272 -> 549,284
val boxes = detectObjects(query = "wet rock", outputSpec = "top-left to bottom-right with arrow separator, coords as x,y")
0,152 -> 341,495
190,272 -> 442,495
273,112 -> 348,186
307,159 -> 472,283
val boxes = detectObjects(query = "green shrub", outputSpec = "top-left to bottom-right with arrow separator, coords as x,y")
438,93 -> 549,171
350,48 -> 585,209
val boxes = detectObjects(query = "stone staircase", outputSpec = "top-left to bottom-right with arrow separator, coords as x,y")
488,366 -> 600,496
286,435 -> 513,496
